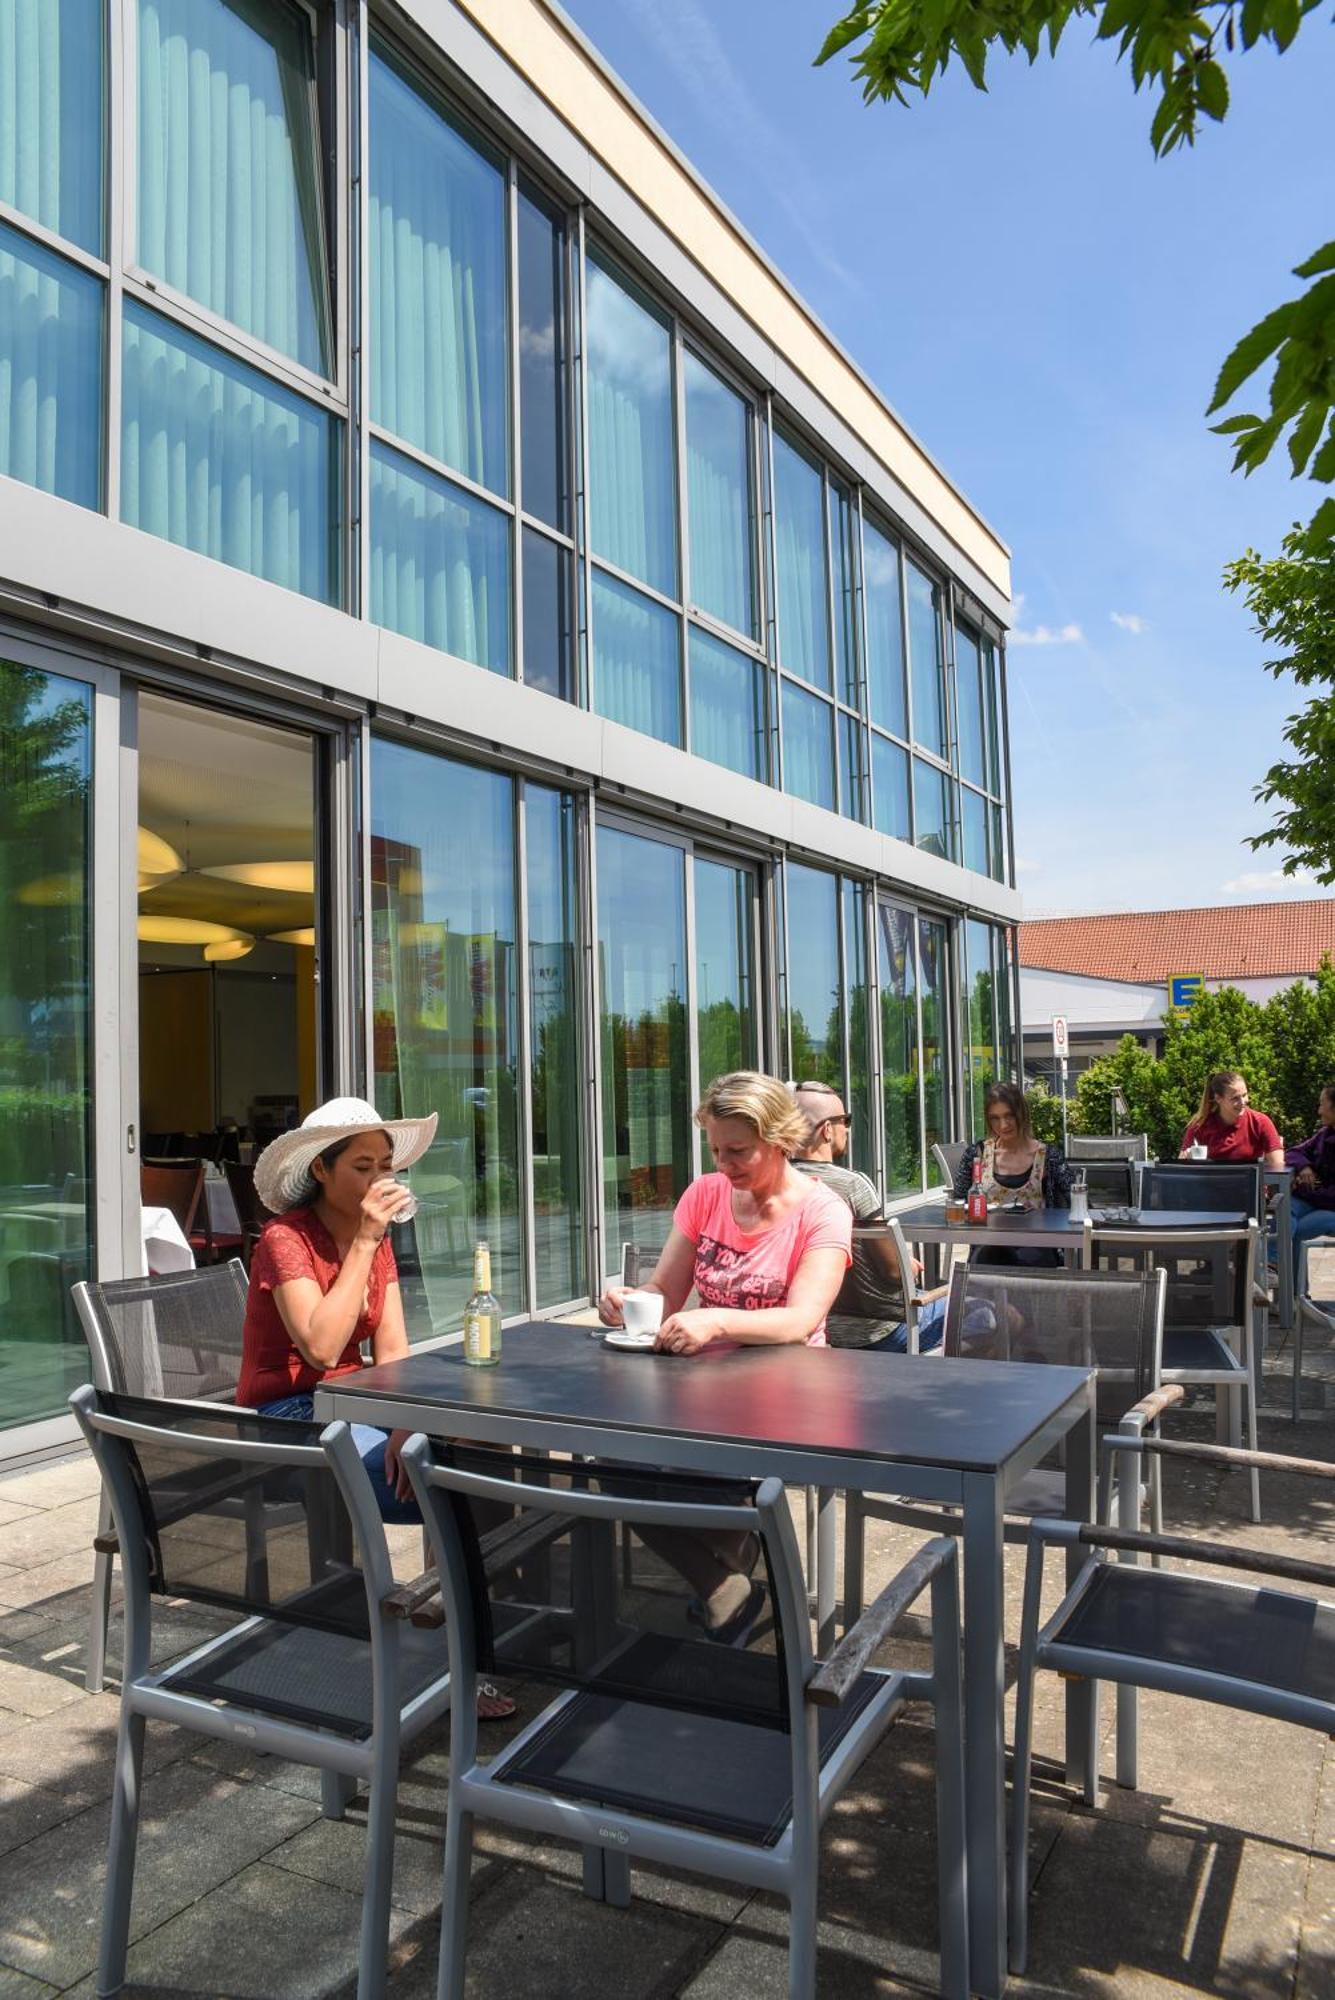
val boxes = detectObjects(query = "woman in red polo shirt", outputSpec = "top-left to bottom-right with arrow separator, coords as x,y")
1180,1070 -> 1284,1166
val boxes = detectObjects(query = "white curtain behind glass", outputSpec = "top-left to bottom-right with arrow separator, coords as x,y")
121,302 -> 334,601
0,227 -> 101,507
369,50 -> 507,497
135,0 -> 331,374
592,572 -> 679,745
370,443 -> 509,674
773,435 -> 830,689
0,0 -> 103,252
586,261 -> 675,598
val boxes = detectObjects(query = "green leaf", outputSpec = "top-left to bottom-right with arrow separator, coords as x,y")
1211,412 -> 1264,435
815,7 -> 876,66
1287,399 -> 1327,477
1295,241 -> 1335,281
1207,300 -> 1296,413
1239,0 -> 1268,47
1270,0 -> 1302,48
1196,59 -> 1229,121
1301,497 -> 1335,550
1311,422 -> 1335,484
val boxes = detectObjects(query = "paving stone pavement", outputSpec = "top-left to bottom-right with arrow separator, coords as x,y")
0,1317 -> 1329,2000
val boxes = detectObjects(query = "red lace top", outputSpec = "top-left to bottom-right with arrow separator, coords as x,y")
237,1208 -> 398,1407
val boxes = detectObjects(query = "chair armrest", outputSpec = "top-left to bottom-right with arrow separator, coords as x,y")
1105,1432 -> 1335,1480
93,1530 -> 119,1557
913,1284 -> 950,1307
1073,1521 -> 1335,1591
807,1536 -> 955,1708
1123,1383 -> 1186,1427
382,1567 -> 441,1623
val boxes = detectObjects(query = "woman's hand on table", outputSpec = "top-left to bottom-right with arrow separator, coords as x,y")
1294,1167 -> 1318,1194
597,1284 -> 627,1327
655,1310 -> 725,1355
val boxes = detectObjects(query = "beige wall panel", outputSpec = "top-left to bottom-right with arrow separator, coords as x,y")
447,0 -> 1010,595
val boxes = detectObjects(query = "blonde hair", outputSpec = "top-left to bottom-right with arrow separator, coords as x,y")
1189,1069 -> 1245,1135
695,1071 -> 810,1155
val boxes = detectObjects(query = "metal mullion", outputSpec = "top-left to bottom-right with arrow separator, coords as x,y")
684,851 -> 701,1180
686,604 -> 766,666
365,422 -> 516,516
0,200 -> 110,281
508,159 -> 523,684
762,394 -> 782,791
520,513 -> 576,553
353,0 -> 371,619
672,319 -> 691,753
864,886 -> 886,1200
359,723 -> 377,1098
575,205 -> 594,714
998,643 -> 1017,888
120,270 -> 348,413
587,553 -> 681,620
583,794 -> 605,1291
776,855 -> 791,1081
911,909 -> 929,1191
836,875 -> 852,1136
321,718 -> 363,1098
104,0 -> 126,521
515,780 -> 538,1312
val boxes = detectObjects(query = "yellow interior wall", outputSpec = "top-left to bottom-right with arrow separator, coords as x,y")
139,970 -> 214,1135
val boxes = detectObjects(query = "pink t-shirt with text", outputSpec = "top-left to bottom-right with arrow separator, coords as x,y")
672,1172 -> 852,1347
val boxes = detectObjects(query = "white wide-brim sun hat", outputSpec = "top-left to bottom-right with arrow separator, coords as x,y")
253,1097 -> 439,1215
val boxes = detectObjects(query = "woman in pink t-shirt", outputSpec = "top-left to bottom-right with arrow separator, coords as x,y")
597,1071 -> 851,1640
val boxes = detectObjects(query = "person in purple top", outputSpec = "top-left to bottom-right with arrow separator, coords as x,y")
1285,1086 -> 1335,1283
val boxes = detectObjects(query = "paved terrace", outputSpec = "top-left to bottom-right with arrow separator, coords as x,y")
0,1317 -> 1330,1998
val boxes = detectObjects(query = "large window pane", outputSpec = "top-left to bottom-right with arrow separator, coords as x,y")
864,517 -> 907,737
955,622 -> 986,786
121,300 -> 337,602
919,916 -> 951,1182
526,784 -> 583,1308
597,825 -> 690,1268
830,480 -> 858,707
781,681 -> 834,811
370,439 -> 510,673
840,710 -> 866,824
964,917 -> 998,1135
984,636 -> 1002,793
517,183 -> 568,532
689,626 -> 766,782
370,740 -> 523,1331
913,758 -> 953,862
694,859 -> 758,1087
136,0 -> 331,374
586,256 -> 675,597
990,800 -> 1007,884
0,659 -> 93,1427
906,556 -> 946,758
369,46 -> 508,495
592,570 -> 680,745
871,734 -> 910,842
772,432 -> 830,690
0,221 -> 101,509
522,526 -> 573,700
0,0 -> 103,253
877,901 -> 919,1195
962,786 -> 988,874
843,878 -> 871,1176
784,863 -> 840,1090
685,351 -> 753,639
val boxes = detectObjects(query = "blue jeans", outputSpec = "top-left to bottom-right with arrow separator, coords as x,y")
258,1392 -> 420,1525
882,1293 -> 948,1353
1291,1198 -> 1335,1285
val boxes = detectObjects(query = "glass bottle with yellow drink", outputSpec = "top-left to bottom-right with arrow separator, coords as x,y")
463,1241 -> 501,1367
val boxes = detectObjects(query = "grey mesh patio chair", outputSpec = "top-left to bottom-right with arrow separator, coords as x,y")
1067,1133 -> 1149,1163
1095,1222 -> 1263,1522
69,1386 -> 453,2000
1136,1159 -> 1263,1221
1009,1429 -> 1335,1975
843,1263 -> 1170,1622
72,1261 -> 252,1691
620,1240 -> 666,1287
1294,1229 -> 1335,1420
403,1437 -> 969,2000
931,1138 -> 968,1187
1078,1158 -> 1135,1210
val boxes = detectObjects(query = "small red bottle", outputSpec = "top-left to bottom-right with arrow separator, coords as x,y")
967,1158 -> 988,1225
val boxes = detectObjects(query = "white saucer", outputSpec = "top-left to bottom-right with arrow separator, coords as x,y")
603,1328 -> 658,1352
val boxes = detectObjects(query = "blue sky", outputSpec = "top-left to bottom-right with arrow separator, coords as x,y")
559,0 -> 1334,914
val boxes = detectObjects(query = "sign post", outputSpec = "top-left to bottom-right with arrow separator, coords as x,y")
1051,1017 -> 1070,1151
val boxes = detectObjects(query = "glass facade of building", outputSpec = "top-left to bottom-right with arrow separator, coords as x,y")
0,2 -> 1018,1447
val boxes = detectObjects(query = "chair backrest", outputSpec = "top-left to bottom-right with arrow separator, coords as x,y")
1078,1158 -> 1135,1207
620,1241 -> 665,1288
141,1159 -> 206,1236
942,1262 -> 1166,1404
1138,1161 -> 1262,1221
1067,1133 -> 1149,1163
932,1140 -> 968,1187
1094,1224 -> 1257,1334
69,1387 -> 389,1643
223,1158 -> 267,1236
71,1260 -> 249,1400
407,1440 -> 808,1733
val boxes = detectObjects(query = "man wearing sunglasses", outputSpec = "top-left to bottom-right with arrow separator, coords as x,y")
790,1081 -> 946,1351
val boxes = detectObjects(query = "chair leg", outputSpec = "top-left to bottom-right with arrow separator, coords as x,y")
87,1488 -> 116,1693
437,1800 -> 475,2000
842,1494 -> 865,1626
356,1760 -> 399,2000
1246,1380 -> 1262,1525
1294,1243 -> 1309,1423
98,1708 -> 146,1996
786,1875 -> 818,2000
931,1562 -> 968,2000
1008,1567 -> 1042,1977
322,1769 -> 358,1819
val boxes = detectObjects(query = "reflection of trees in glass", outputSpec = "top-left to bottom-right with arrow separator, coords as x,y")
601,990 -> 690,1212
697,997 -> 744,1088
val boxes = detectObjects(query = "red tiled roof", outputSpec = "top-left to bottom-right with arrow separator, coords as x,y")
1018,900 -> 1335,983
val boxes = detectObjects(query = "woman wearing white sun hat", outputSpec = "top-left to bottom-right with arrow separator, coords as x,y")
240,1097 -> 518,1722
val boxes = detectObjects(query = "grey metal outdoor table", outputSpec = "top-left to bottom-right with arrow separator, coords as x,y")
317,1322 -> 1096,1999
894,1202 -> 1092,1279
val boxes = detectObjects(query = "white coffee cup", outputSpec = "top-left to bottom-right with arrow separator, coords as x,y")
621,1290 -> 664,1338
1188,1142 -> 1208,1162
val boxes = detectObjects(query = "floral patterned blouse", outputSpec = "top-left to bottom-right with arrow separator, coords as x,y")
952,1138 -> 1073,1211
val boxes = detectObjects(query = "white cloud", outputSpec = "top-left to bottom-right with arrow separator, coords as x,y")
1111,611 -> 1148,634
1015,855 -> 1041,875
1010,622 -> 1085,647
1220,868 -> 1319,897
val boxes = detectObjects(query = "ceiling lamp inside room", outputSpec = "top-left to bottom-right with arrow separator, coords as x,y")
138,826 -> 184,891
136,916 -> 252,948
202,937 -> 256,962
268,927 -> 316,947
200,861 -> 316,894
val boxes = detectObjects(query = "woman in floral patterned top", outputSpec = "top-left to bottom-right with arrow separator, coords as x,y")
952,1082 -> 1073,1266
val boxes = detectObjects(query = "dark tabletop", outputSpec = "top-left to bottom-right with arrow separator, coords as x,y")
1091,1209 -> 1249,1231
319,1321 -> 1093,1475
897,1203 -> 1081,1235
